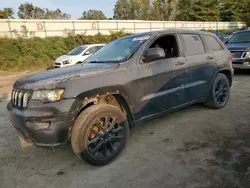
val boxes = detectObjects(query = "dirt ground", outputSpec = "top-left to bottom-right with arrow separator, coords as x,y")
0,72 -> 250,188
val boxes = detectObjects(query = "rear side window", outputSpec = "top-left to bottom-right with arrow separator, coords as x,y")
97,45 -> 104,50
87,46 -> 99,54
181,34 -> 205,55
203,35 -> 223,52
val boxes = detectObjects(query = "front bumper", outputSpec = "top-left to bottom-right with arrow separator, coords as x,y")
54,63 -> 74,69
7,99 -> 77,147
232,62 -> 250,69
232,58 -> 250,69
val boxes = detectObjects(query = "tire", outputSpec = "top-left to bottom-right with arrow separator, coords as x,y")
205,73 -> 230,109
71,104 -> 129,166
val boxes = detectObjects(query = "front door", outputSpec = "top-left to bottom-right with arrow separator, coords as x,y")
134,34 -> 189,120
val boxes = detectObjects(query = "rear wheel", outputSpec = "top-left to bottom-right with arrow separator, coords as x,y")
71,104 -> 129,166
205,73 -> 230,109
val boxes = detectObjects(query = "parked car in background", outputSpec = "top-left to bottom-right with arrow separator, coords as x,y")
8,30 -> 233,166
225,30 -> 250,69
54,44 -> 105,68
218,36 -> 227,43
218,32 -> 235,43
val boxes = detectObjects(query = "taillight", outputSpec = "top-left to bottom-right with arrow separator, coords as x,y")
229,52 -> 233,67
229,52 -> 233,60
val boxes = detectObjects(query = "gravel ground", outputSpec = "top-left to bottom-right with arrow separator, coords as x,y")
0,72 -> 250,188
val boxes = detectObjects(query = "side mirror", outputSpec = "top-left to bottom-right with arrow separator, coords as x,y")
84,51 -> 91,56
144,48 -> 166,62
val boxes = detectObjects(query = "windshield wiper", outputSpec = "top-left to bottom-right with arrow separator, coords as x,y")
228,41 -> 250,44
88,61 -> 102,63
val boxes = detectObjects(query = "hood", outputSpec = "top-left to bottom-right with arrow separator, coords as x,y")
55,55 -> 76,62
14,63 -> 119,90
226,43 -> 250,51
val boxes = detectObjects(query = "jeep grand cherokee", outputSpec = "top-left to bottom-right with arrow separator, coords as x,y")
7,30 -> 233,166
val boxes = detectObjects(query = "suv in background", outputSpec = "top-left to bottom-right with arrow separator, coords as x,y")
225,30 -> 250,69
7,30 -> 233,166
54,44 -> 105,68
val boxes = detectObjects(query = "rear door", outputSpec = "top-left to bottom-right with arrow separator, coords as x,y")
180,33 -> 217,102
202,34 -> 229,67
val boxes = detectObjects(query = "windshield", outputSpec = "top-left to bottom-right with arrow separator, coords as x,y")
68,46 -> 87,55
85,34 -> 151,63
227,32 -> 250,44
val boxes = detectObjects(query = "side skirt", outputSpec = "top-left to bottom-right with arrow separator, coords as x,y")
134,98 -> 205,126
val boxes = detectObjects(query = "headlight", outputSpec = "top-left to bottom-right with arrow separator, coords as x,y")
63,60 -> 72,65
31,89 -> 64,102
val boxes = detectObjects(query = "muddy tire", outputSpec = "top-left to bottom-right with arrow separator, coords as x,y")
205,73 -> 230,109
71,104 -> 129,166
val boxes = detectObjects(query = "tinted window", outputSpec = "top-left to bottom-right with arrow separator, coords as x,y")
87,46 -> 99,54
182,34 -> 205,55
203,35 -> 223,52
68,46 -> 87,55
98,45 -> 104,50
227,31 -> 250,43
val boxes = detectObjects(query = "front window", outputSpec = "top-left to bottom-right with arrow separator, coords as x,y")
227,32 -> 250,44
68,46 -> 87,55
85,34 -> 151,63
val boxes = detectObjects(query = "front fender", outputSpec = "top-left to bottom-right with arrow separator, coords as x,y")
67,85 -> 135,120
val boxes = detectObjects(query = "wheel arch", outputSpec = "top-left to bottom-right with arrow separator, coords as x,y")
70,87 -> 135,128
214,68 -> 233,86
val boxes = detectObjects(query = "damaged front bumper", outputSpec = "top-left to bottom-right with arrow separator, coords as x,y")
7,99 -> 77,147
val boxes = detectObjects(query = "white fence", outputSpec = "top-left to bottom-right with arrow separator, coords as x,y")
0,19 -> 245,38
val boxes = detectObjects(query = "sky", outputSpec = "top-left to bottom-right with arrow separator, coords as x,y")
1,0 -> 117,19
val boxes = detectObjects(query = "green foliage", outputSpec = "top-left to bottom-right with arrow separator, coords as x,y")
220,0 -> 249,21
243,14 -> 250,28
176,0 -> 250,23
79,9 -> 107,20
0,8 -> 14,19
190,0 -> 220,21
113,0 -> 173,20
176,0 -> 220,21
18,2 -> 70,19
0,31 -> 132,71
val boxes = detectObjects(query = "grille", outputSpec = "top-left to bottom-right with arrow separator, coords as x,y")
231,51 -> 244,58
55,62 -> 61,65
11,89 -> 31,108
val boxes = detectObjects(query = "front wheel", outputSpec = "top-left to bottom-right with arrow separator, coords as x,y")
71,104 -> 129,166
205,73 -> 230,109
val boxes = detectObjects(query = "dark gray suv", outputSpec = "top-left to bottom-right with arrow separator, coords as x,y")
7,30 -> 233,166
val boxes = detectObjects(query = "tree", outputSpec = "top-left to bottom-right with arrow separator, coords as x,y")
151,0 -> 174,21
114,0 -> 174,20
18,2 -> 45,19
220,0 -> 250,21
175,0 -> 191,21
113,0 -> 131,19
79,9 -> 107,20
45,8 -> 71,19
189,0 -> 220,21
0,8 -> 14,19
242,0 -> 250,27
176,0 -> 220,21
18,2 -> 70,19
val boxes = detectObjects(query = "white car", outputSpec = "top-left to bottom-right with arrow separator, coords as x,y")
54,44 -> 106,68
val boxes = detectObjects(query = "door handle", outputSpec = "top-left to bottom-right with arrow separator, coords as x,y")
207,56 -> 215,60
175,61 -> 185,66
